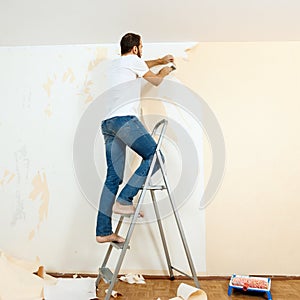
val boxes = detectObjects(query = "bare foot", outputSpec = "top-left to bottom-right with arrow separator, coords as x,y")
112,201 -> 144,218
96,233 -> 125,243
112,201 -> 135,215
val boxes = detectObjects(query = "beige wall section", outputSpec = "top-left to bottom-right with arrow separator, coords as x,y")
176,42 -> 300,275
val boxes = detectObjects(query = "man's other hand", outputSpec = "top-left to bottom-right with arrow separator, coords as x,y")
161,55 -> 174,64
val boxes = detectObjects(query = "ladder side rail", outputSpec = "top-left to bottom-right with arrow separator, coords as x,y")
150,189 -> 174,280
156,151 -> 200,289
151,119 -> 168,136
96,218 -> 125,289
105,151 -> 160,299
151,119 -> 168,150
100,216 -> 124,269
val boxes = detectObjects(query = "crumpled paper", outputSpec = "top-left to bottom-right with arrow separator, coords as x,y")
105,289 -> 123,298
169,283 -> 207,300
119,273 -> 146,284
0,249 -> 57,300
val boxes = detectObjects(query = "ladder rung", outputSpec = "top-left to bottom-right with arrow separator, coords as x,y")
142,185 -> 166,190
171,266 -> 195,281
99,267 -> 115,284
110,241 -> 130,250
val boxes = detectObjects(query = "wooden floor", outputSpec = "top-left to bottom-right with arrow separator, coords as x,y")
96,277 -> 300,300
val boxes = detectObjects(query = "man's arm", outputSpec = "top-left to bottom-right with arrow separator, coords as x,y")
145,54 -> 174,68
143,66 -> 173,86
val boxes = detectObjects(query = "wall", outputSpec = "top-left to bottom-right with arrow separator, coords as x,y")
176,42 -> 300,275
1,41 -> 300,276
0,43 -> 206,275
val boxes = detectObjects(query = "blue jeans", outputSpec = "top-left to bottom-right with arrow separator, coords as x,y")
96,116 -> 162,236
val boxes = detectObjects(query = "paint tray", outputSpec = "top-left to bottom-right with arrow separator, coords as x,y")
228,274 -> 272,299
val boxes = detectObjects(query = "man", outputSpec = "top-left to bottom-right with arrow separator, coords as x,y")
96,33 -> 174,243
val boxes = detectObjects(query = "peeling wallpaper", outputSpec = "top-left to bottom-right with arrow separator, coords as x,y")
0,43 -> 205,274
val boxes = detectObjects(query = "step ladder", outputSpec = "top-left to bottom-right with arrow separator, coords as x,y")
96,119 -> 200,299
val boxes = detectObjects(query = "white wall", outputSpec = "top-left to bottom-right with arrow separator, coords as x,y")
0,42 -> 206,274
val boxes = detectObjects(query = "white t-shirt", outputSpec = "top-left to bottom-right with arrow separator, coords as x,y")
105,54 -> 149,119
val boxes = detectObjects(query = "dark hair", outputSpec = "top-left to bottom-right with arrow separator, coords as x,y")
120,33 -> 141,55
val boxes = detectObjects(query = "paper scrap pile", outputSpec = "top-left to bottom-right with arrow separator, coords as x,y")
119,273 -> 146,284
0,249 -> 57,300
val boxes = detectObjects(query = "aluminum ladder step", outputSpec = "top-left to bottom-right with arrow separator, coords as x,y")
144,184 -> 166,190
110,241 -> 130,250
98,267 -> 115,284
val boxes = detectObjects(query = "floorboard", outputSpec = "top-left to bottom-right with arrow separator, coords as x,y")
95,278 -> 300,300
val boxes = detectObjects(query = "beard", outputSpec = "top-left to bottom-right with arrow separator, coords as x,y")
137,48 -> 141,58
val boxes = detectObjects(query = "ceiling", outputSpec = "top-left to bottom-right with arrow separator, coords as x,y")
1,0 -> 300,46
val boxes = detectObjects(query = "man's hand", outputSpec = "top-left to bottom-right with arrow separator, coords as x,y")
145,55 -> 175,68
143,66 -> 174,86
158,66 -> 173,76
161,54 -> 174,64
